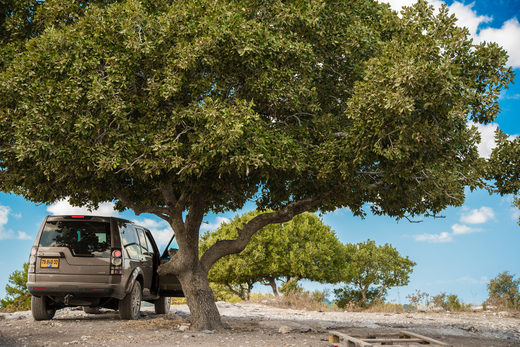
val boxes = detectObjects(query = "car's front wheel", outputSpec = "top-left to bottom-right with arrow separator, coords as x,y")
119,281 -> 142,320
154,296 -> 171,314
31,295 -> 56,321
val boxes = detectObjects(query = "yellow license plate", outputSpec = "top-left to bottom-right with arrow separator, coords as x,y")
40,258 -> 59,268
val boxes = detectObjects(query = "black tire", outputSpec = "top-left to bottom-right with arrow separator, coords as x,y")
154,296 -> 171,314
119,281 -> 142,320
31,296 -> 56,321
83,307 -> 101,314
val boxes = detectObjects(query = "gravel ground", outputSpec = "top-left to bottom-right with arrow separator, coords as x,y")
1,301 -> 519,347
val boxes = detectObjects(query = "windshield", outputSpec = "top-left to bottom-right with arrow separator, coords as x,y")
39,221 -> 111,257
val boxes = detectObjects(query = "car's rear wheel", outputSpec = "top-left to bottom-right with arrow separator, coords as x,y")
83,307 -> 101,314
31,295 -> 56,321
119,281 -> 141,320
154,296 -> 171,314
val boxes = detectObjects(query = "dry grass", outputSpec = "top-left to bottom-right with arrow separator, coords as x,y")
124,317 -> 188,330
252,290 -> 336,312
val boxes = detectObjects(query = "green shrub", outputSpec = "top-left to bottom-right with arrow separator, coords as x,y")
432,292 -> 470,311
334,286 -> 386,309
0,263 -> 31,313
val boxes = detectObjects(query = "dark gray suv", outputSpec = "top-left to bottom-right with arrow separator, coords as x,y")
26,215 -> 183,320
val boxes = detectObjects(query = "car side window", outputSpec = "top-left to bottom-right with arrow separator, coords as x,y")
135,228 -> 153,256
120,224 -> 140,259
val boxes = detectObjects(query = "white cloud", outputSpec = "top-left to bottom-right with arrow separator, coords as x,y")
477,18 -> 520,68
469,122 -> 517,159
200,216 -> 230,232
0,205 -> 32,240
500,91 -> 520,100
135,218 -> 173,249
459,206 -> 495,224
46,199 -> 119,217
412,231 -> 453,243
451,223 -> 484,235
455,275 -> 489,285
472,122 -> 498,158
448,2 -> 492,35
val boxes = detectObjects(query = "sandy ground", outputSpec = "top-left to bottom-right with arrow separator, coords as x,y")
1,301 -> 519,347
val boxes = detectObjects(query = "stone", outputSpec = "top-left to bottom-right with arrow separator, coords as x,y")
279,326 -> 291,334
178,325 -> 190,331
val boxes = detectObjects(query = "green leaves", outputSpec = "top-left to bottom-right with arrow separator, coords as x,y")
0,0 -> 514,221
201,211 -> 345,298
338,240 -> 416,307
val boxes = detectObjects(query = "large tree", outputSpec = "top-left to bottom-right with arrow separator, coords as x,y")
0,0 -> 513,329
201,211 -> 345,300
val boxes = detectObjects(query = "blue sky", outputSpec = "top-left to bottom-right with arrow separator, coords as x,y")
1,0 -> 519,305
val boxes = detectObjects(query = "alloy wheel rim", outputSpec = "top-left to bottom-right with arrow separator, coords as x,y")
132,285 -> 140,317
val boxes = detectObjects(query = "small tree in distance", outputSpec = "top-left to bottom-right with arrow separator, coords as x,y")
0,263 -> 30,312
200,211 -> 345,300
335,240 -> 416,308
487,271 -> 520,309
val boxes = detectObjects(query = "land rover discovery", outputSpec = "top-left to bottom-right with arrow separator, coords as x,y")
26,215 -> 183,320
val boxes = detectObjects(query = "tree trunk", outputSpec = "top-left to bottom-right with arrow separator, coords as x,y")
263,276 -> 279,297
150,190 -> 333,330
225,282 -> 247,301
177,267 -> 224,330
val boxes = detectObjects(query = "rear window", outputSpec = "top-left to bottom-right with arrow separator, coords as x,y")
39,221 -> 111,257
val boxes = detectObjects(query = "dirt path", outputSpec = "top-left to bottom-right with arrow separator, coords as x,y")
1,302 -> 519,347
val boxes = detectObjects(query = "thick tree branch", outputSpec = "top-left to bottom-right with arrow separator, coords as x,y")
199,192 -> 334,272
114,188 -> 170,222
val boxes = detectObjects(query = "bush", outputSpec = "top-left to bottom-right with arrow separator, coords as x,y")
209,283 -> 242,303
334,286 -> 386,309
0,263 -> 31,313
432,292 -> 470,311
406,290 -> 433,310
278,280 -> 304,297
257,289 -> 334,311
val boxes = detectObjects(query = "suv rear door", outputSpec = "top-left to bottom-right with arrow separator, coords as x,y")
35,216 -> 112,283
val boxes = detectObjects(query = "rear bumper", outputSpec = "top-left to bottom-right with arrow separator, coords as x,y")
27,282 -> 126,300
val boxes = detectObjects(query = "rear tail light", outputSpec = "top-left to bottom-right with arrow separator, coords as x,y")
110,249 -> 123,275
28,247 -> 37,273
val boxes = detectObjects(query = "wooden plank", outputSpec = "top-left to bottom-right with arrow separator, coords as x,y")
400,331 -> 451,346
365,333 -> 401,338
363,338 -> 424,343
329,331 -> 374,347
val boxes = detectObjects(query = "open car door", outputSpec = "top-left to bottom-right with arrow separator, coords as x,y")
158,234 -> 184,297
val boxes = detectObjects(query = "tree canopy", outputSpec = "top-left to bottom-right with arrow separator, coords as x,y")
0,0 -> 514,329
334,240 -> 415,307
200,211 -> 344,300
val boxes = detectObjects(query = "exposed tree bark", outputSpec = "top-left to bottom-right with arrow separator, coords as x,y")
263,276 -> 279,297
177,266 -> 223,330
